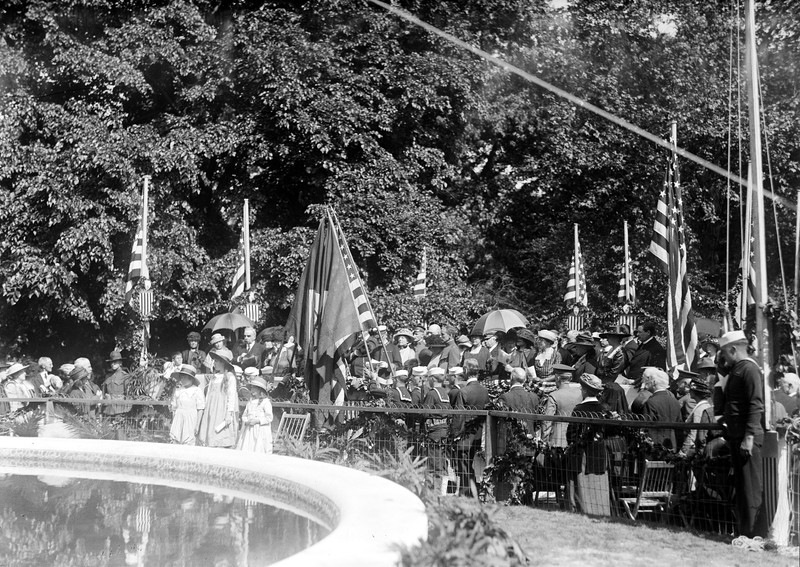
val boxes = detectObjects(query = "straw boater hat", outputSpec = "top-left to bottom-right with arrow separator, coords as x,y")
428,367 -> 445,380
209,350 -> 234,369
537,330 -> 559,344
394,328 -> 414,341
411,366 -> 428,377
243,367 -> 259,379
395,369 -> 409,380
579,373 -> 604,392
209,333 -> 226,346
248,376 -> 269,394
5,362 -> 28,379
174,364 -> 200,386
449,366 -> 464,377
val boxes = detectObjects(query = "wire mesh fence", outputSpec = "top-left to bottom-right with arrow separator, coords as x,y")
1,395 -> 798,542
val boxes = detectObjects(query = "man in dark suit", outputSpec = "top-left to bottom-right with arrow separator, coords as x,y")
500,367 -> 540,437
642,367 -> 682,451
236,326 -> 266,370
626,321 -> 667,383
451,359 -> 489,496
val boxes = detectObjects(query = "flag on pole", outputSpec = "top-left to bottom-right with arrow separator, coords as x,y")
124,178 -> 151,307
413,249 -> 427,299
564,224 -> 588,308
617,221 -> 636,306
332,215 -> 378,332
231,200 -> 250,300
285,210 -> 365,423
231,233 -> 246,299
649,131 -> 698,369
737,164 -> 757,327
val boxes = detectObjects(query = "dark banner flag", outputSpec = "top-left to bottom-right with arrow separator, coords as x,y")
286,209 -> 362,427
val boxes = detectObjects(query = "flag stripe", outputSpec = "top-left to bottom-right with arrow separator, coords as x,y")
649,154 -> 697,369
231,232 -> 246,299
413,249 -> 427,298
564,237 -> 587,307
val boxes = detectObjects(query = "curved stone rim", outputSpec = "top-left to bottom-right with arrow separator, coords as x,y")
0,437 -> 428,567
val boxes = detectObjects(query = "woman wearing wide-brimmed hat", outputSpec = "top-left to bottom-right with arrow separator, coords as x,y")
532,330 -> 562,387
2,362 -> 33,413
197,350 -> 239,448
503,328 -> 538,380
169,365 -> 205,446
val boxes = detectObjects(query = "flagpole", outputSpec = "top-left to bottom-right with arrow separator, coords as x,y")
668,120 -> 678,371
141,175 -> 151,365
244,199 -> 251,293
745,0 -> 771,423
794,191 -> 799,321
623,220 -> 630,303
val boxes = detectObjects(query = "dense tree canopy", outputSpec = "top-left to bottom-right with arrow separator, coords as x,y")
1,0 -> 798,361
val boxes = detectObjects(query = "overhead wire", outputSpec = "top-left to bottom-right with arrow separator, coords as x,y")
365,0 -> 796,211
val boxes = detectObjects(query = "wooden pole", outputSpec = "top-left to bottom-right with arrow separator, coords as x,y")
623,220 -> 630,303
244,199 -> 251,292
795,191 -> 800,320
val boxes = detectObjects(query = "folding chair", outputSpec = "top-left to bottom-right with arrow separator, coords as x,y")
275,412 -> 310,444
618,460 -> 675,520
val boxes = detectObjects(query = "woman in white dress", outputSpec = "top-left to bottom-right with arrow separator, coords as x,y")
197,350 -> 239,448
236,372 -> 274,454
169,364 -> 205,445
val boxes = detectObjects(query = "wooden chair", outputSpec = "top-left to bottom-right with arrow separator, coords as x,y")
275,412 -> 310,444
618,460 -> 675,520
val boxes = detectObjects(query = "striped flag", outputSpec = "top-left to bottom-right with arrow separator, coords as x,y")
563,224 -> 588,307
124,177 -> 151,307
231,232 -> 246,299
413,249 -> 427,299
737,164 -> 757,327
649,138 -> 698,370
333,217 -> 378,332
617,220 -> 636,306
285,209 -> 365,426
231,200 -> 250,300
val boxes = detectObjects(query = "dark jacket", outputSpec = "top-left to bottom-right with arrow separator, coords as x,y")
452,380 -> 489,445
722,359 -> 764,441
643,390 -> 682,450
627,338 -> 667,382
500,385 -> 539,436
236,341 -> 266,369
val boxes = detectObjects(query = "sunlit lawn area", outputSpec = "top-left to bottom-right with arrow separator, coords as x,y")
487,502 -> 799,567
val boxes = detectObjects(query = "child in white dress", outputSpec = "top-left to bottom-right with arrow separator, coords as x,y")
236,372 -> 274,454
169,365 -> 205,445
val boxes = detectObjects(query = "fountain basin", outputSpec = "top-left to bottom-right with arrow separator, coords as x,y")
0,437 -> 427,566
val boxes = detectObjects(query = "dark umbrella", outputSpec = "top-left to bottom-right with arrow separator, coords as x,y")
257,326 -> 286,343
470,309 -> 528,336
203,312 -> 255,333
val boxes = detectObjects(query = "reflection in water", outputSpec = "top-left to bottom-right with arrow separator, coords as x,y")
0,475 -> 329,566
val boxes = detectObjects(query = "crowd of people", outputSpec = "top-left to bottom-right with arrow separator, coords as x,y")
1,320 -> 797,537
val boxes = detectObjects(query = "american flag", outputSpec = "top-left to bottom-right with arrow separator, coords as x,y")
413,249 -> 427,299
285,209 -> 365,425
564,225 -> 588,307
124,178 -> 151,307
649,146 -> 697,369
231,231 -> 246,299
617,221 -> 636,306
737,166 -> 757,327
334,219 -> 377,332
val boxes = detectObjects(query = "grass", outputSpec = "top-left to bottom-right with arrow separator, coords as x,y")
480,501 -> 799,567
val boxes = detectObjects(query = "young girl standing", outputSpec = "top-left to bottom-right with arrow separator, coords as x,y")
197,350 -> 239,448
169,364 -> 205,445
236,371 -> 273,454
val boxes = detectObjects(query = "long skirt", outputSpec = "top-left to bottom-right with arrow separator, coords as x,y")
197,380 -> 237,448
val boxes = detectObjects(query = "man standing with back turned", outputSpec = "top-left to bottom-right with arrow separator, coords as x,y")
718,330 -> 766,538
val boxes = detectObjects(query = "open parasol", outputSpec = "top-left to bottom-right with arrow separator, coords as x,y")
203,312 -> 255,333
469,309 -> 528,336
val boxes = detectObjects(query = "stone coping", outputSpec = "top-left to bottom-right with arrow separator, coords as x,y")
0,437 -> 428,567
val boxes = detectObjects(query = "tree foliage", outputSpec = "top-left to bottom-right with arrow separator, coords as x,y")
1,0 -> 798,360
